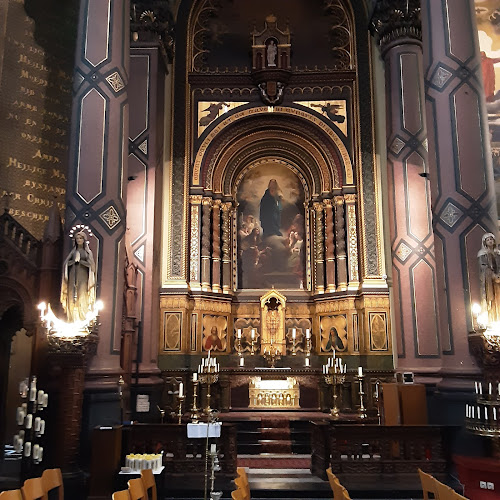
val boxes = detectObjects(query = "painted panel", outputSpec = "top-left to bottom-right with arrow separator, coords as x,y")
320,315 -> 347,353
202,314 -> 228,352
446,0 -> 475,63
401,53 -> 423,136
77,89 -> 105,203
411,260 -> 439,356
129,54 -> 150,141
84,0 -> 110,67
369,312 -> 388,352
162,312 -> 181,351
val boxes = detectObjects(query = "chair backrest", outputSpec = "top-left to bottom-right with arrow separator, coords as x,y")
418,468 -> 439,500
341,485 -> 351,500
22,478 -> 48,500
332,477 -> 344,500
236,467 -> 248,484
231,489 -> 246,500
140,469 -> 157,500
0,490 -> 23,500
41,468 -> 64,500
435,480 -> 456,500
234,476 -> 251,500
112,490 -> 131,500
326,467 -> 337,492
128,478 -> 147,500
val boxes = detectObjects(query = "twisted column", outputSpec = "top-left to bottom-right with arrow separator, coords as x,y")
314,202 -> 325,293
201,198 -> 212,291
324,199 -> 336,292
211,200 -> 222,292
334,196 -> 348,291
189,196 -> 203,289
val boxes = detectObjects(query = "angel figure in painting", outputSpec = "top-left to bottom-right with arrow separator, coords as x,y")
60,231 -> 96,322
478,232 -> 500,324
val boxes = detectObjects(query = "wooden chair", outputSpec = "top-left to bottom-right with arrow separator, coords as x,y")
231,488 -> 246,500
326,467 -> 337,496
21,477 -> 48,500
128,477 -> 147,500
331,477 -> 344,500
140,469 -> 157,500
418,468 -> 439,500
236,467 -> 249,484
234,476 -> 250,500
112,490 -> 131,500
341,485 -> 352,500
435,479 -> 462,500
41,468 -> 63,500
0,490 -> 23,500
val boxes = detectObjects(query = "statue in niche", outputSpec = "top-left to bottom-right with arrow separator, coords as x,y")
478,232 -> 500,324
60,231 -> 96,322
266,39 -> 277,67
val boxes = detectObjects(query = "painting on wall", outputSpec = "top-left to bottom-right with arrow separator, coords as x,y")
475,1 -> 500,212
202,314 -> 228,352
237,161 -> 306,290
369,312 -> 388,352
162,312 -> 181,351
320,315 -> 348,353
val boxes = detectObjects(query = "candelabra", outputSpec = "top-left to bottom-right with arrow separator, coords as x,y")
198,351 -> 220,417
235,329 -> 245,367
322,351 -> 346,418
191,372 -> 201,423
465,381 -> 500,438
14,376 -> 48,468
250,328 -> 257,356
357,367 -> 367,419
304,329 -> 312,367
263,341 -> 282,368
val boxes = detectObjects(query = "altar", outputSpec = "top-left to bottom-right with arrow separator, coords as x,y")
248,376 -> 300,409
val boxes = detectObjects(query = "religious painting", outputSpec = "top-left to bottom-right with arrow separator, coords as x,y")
162,312 -> 181,351
202,314 -> 228,352
197,101 -> 248,137
369,312 -> 388,351
237,162 -> 306,289
475,1 -> 500,213
294,100 -> 348,136
320,315 -> 347,353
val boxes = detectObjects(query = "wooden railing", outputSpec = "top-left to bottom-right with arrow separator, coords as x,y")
311,423 -> 449,479
121,423 -> 237,475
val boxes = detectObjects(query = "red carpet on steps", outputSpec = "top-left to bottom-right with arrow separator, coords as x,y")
237,455 -> 311,469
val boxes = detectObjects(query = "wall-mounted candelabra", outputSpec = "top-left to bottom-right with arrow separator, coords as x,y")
198,350 -> 220,417
14,376 -> 48,468
290,328 -> 299,355
235,329 -> 245,366
322,351 -> 346,418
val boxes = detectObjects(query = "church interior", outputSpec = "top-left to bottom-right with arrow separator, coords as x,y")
1,0 -> 500,498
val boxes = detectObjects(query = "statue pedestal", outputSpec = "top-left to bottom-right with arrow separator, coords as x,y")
249,376 -> 300,409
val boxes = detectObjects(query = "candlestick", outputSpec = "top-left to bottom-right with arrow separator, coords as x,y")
357,371 -> 367,419
177,394 -> 186,425
179,382 -> 184,398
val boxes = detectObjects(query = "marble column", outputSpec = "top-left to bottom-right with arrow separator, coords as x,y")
201,198 -> 212,291
211,200 -> 222,292
66,0 -> 129,398
372,2 -> 442,371
324,199 -> 336,293
421,0 -> 498,374
314,202 -> 325,294
334,196 -> 348,291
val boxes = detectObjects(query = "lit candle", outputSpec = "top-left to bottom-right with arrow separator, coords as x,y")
305,358 -> 310,367
193,372 -> 198,382
494,408 -> 497,420
25,414 -> 32,429
489,383 -> 492,395
239,357 -> 245,367
472,406 -> 475,419
477,406 -> 481,419
24,442 -> 31,457
358,366 -> 363,377
178,382 -> 184,398
42,393 -> 48,408
37,390 -> 44,405
306,329 -> 311,339
485,407 -> 488,421
251,329 -> 255,339
292,329 -> 296,340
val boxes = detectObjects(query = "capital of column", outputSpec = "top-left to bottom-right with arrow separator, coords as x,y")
202,197 -> 213,207
370,0 -> 422,54
131,1 -> 175,64
190,195 -> 203,205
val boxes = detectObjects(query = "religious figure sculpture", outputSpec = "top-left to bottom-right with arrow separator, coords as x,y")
266,39 -> 277,67
60,231 -> 96,322
259,179 -> 283,238
478,232 -> 500,324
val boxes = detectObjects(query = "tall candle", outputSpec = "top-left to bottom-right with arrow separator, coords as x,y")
237,329 -> 242,339
178,382 -> 184,398
25,414 -> 32,429
475,381 -> 478,394
306,329 -> 310,339
193,372 -> 198,382
239,357 -> 245,367
358,366 -> 363,377
305,358 -> 310,367
251,329 -> 255,339
489,383 -> 492,395
292,329 -> 296,339
479,383 -> 483,395
494,408 -> 497,420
